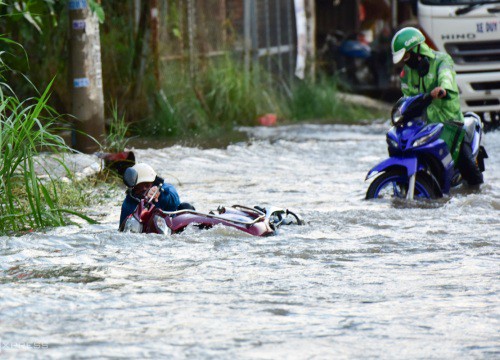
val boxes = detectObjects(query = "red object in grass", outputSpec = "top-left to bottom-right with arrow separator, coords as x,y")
258,114 -> 277,126
96,150 -> 135,175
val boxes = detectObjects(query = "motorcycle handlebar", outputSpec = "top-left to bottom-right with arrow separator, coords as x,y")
146,183 -> 163,204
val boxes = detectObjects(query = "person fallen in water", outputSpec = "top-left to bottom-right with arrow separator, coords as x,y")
118,163 -> 194,231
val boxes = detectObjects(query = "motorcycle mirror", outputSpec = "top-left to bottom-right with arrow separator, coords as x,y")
123,167 -> 138,188
153,175 -> 164,187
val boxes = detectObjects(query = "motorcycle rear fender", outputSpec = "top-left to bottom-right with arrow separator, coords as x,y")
365,157 -> 418,181
463,112 -> 483,156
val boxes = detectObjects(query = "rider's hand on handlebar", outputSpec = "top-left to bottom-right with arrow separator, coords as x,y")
431,87 -> 446,99
146,186 -> 160,202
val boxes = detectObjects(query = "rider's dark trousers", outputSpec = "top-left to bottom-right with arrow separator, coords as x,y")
457,141 -> 483,186
178,202 -> 196,211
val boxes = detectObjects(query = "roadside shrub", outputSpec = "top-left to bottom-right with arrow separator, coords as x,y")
287,76 -> 374,122
0,37 -> 93,234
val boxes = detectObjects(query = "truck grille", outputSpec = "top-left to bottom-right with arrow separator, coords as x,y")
444,41 -> 500,64
466,99 -> 500,107
471,81 -> 500,91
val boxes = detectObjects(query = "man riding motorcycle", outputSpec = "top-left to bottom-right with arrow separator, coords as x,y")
391,27 -> 483,187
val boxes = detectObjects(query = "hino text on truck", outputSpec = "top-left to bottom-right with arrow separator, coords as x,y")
416,0 -> 500,128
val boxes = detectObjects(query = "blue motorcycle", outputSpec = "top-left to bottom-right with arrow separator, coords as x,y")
365,93 -> 487,200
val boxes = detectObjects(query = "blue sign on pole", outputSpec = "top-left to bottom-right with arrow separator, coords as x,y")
69,0 -> 87,10
72,20 -> 86,30
74,78 -> 90,88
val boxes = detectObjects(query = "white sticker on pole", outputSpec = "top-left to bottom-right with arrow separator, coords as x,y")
74,78 -> 90,88
294,0 -> 307,79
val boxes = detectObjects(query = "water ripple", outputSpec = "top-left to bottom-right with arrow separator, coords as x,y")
0,125 -> 498,359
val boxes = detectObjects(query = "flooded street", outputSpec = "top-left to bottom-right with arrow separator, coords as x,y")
1,123 -> 499,359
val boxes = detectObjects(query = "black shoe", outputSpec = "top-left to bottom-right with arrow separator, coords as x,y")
466,183 -> 482,191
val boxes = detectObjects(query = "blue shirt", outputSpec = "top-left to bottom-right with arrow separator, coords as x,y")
119,183 -> 180,228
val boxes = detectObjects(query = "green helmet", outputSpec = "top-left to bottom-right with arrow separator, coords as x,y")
391,27 -> 426,64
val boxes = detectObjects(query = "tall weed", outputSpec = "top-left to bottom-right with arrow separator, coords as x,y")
287,76 -> 373,122
141,60 -> 374,138
0,38 -> 93,234
105,101 -> 131,152
143,57 -> 286,137
195,57 -> 283,126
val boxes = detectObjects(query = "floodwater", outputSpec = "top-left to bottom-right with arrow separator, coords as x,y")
1,123 -> 499,359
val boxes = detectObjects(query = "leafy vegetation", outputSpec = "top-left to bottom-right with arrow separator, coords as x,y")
105,101 -> 131,152
1,1 -> 376,145
287,76 -> 376,123
0,83 -> 96,233
0,33 -> 94,234
141,57 -> 284,137
139,57 -> 375,139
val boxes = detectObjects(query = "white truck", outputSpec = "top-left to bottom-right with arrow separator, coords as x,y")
417,0 -> 500,127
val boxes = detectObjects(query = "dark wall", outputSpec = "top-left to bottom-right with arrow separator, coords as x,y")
316,0 -> 359,43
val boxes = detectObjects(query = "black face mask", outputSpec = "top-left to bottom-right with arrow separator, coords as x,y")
405,51 -> 430,77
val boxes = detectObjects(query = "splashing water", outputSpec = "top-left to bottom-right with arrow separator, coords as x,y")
1,124 -> 498,359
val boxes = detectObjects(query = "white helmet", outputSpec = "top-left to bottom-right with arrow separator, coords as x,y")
132,163 -> 157,184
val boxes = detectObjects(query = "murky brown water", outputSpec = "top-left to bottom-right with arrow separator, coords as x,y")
1,124 -> 499,359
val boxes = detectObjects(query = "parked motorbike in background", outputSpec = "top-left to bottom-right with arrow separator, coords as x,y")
365,93 -> 488,200
320,30 -> 391,89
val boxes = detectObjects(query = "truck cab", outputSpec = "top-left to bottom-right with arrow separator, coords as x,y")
417,0 -> 500,126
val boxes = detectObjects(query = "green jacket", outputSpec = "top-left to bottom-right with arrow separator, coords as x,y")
400,43 -> 464,161
400,43 -> 464,124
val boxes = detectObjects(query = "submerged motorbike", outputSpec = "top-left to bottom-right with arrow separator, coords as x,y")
120,168 -> 304,236
365,93 -> 488,200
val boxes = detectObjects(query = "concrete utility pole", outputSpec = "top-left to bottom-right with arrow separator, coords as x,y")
151,0 -> 160,91
306,0 -> 316,80
391,0 -> 398,29
69,0 -> 105,153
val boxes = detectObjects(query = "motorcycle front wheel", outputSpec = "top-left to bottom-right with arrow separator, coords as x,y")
366,169 -> 438,200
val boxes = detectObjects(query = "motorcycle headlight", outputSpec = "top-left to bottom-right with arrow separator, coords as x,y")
412,126 -> 441,148
154,215 -> 171,235
123,216 -> 143,233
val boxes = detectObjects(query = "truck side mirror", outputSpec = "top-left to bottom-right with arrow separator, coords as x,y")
123,167 -> 138,188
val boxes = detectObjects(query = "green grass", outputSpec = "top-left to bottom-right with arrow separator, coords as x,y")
104,100 -> 131,152
137,59 -> 377,139
194,57 -> 284,127
133,62 -> 385,143
0,82 -> 96,234
286,76 -> 376,123
143,56 -> 283,137
0,32 -> 96,234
